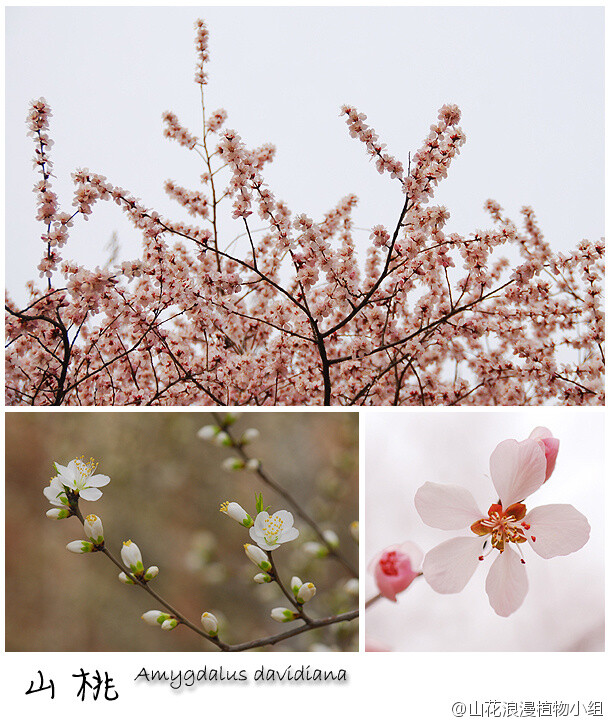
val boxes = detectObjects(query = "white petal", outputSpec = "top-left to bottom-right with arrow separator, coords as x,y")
79,488 -> 103,501
489,439 -> 546,507
525,504 -> 590,559
87,474 -> 110,488
415,482 -> 483,530
485,546 -> 528,617
253,511 -> 269,535
273,510 -> 294,529
422,536 -> 484,593
278,527 -> 299,544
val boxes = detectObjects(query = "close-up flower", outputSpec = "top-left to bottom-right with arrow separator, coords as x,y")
371,542 -> 423,602
415,434 -> 590,616
45,457 -> 110,503
249,510 -> 299,551
121,540 -> 145,575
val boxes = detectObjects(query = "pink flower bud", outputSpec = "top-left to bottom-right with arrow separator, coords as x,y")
528,427 -> 560,481
372,542 -> 422,602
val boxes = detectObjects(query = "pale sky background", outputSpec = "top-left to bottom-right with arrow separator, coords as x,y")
5,6 -> 604,305
365,408 -> 604,651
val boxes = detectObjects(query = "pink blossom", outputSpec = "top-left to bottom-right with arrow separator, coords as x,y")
371,542 -> 422,602
415,437 -> 590,616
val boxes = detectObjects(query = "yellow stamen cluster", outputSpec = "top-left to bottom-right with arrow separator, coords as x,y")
219,501 -> 229,513
471,503 -> 528,553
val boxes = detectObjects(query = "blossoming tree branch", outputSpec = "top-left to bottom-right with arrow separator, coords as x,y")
6,19 -> 604,405
43,415 -> 358,651
367,427 -> 590,624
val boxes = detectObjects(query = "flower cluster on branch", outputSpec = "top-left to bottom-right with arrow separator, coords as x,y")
5,19 -> 604,405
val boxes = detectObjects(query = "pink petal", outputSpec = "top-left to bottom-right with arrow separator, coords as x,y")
524,504 -> 590,559
485,546 -> 529,617
489,439 -> 546,507
528,428 -> 560,481
373,542 -> 422,601
422,536 -> 484,593
415,482 -> 483,530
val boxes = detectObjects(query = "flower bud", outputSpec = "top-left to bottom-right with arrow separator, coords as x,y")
349,521 -> 359,543
219,501 -> 253,527
141,610 -> 171,626
373,542 -> 422,602
222,457 -> 245,471
323,530 -> 339,548
161,618 -> 178,631
83,514 -> 104,545
270,608 -> 298,623
290,576 -> 303,596
303,541 -> 327,558
528,427 -> 560,481
215,431 -> 231,447
121,540 -> 144,574
200,612 -> 218,636
66,540 -> 94,554
197,425 -> 220,441
242,428 -> 260,443
46,508 -> 70,520
244,544 -> 272,571
344,578 -> 359,596
144,566 -> 159,581
118,572 -> 135,585
253,573 -> 272,584
222,413 -> 241,426
297,582 -> 316,603
246,458 -> 261,471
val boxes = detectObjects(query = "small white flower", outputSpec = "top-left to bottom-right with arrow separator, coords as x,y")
297,582 -> 316,603
253,573 -> 272,584
222,457 -> 244,471
141,610 -> 170,626
200,612 -> 218,636
323,530 -> 339,548
246,458 -> 261,471
121,540 -> 144,575
242,428 -> 260,443
197,425 -> 220,441
66,540 -> 94,554
46,508 -> 70,520
144,566 -> 159,581
215,431 -> 231,447
118,572 -> 135,585
83,514 -> 104,545
270,608 -> 298,623
303,541 -> 327,558
249,510 -> 299,551
243,544 -> 272,571
219,501 -> 253,527
290,576 -> 303,596
49,457 -> 110,502
344,578 -> 359,596
161,618 -> 178,631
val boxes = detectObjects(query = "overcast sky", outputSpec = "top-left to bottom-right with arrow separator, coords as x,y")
5,6 -> 604,304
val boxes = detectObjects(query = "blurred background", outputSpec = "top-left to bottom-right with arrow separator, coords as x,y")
365,409 -> 604,652
6,411 -> 358,651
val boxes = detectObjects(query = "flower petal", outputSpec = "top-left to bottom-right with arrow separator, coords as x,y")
253,511 -> 269,535
273,510 -> 294,529
485,546 -> 528,617
524,504 -> 590,559
415,482 -> 483,530
87,474 -> 110,488
489,439 -> 546,507
277,527 -> 299,544
422,536 -> 484,593
79,487 -> 103,501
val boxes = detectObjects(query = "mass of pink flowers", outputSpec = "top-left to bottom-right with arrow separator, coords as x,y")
5,19 -> 604,405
